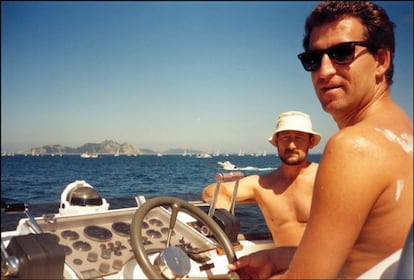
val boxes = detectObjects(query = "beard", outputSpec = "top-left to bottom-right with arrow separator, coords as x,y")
279,151 -> 306,166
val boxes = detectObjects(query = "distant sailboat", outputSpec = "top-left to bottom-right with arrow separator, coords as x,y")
255,150 -> 267,157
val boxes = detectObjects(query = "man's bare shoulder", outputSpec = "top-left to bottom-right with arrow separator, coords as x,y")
258,169 -> 280,180
325,120 -> 412,157
307,162 -> 319,173
241,174 -> 262,186
321,129 -> 383,188
241,171 -> 277,191
318,119 -> 412,200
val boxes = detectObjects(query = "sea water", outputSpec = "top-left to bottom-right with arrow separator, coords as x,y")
1,154 -> 322,232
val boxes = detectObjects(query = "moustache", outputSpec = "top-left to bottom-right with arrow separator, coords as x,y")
284,150 -> 299,156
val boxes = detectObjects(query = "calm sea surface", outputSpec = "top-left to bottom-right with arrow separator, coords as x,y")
1,154 -> 321,232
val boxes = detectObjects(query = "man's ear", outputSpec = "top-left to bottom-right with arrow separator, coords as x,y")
309,135 -> 316,149
273,134 -> 279,146
375,48 -> 391,83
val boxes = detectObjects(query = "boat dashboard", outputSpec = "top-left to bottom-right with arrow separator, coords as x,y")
3,206 -> 235,279
1,178 -> 275,279
40,206 -> 217,278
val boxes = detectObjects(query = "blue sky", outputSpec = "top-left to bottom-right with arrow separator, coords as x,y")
1,1 -> 413,154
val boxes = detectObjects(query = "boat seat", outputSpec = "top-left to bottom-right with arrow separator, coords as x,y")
395,223 -> 413,279
357,223 -> 413,279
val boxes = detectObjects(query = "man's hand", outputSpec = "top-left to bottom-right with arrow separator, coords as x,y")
228,247 -> 296,279
227,249 -> 279,279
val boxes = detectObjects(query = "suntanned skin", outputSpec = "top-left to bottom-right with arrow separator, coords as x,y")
229,16 -> 413,279
203,130 -> 318,247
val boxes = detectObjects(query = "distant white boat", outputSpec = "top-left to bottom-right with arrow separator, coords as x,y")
80,152 -> 99,158
217,161 -> 237,170
218,160 -> 276,171
196,153 -> 212,158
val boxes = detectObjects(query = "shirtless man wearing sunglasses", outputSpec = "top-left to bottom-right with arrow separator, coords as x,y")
229,2 -> 413,279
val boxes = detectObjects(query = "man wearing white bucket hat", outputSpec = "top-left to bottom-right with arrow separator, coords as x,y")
268,111 -> 321,149
202,110 -> 321,247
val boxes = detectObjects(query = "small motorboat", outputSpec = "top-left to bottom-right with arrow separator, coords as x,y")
217,161 -> 276,172
218,161 -> 237,170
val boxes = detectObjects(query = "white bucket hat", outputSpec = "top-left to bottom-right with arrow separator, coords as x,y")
268,111 -> 321,147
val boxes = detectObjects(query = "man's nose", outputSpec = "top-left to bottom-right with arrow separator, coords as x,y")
319,53 -> 337,76
288,140 -> 297,149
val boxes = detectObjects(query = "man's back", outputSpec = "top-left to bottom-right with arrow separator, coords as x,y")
310,98 -> 413,278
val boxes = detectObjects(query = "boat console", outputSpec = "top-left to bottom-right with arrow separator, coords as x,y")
1,177 -> 260,279
17,205 -> 217,279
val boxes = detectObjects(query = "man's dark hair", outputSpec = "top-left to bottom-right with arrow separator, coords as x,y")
302,1 -> 396,85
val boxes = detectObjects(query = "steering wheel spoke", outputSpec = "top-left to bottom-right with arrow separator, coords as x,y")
165,202 -> 180,247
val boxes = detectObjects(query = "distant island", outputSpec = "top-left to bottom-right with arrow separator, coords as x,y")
16,139 -> 204,156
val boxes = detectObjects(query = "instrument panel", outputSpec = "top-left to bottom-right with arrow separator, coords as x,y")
35,207 -> 216,279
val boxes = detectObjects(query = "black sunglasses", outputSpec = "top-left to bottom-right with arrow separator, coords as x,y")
297,41 -> 371,72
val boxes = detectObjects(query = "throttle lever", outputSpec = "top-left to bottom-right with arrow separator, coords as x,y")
4,203 -> 43,233
208,172 -> 244,217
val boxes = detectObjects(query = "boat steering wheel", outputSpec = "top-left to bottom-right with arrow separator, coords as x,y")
131,196 -> 240,279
